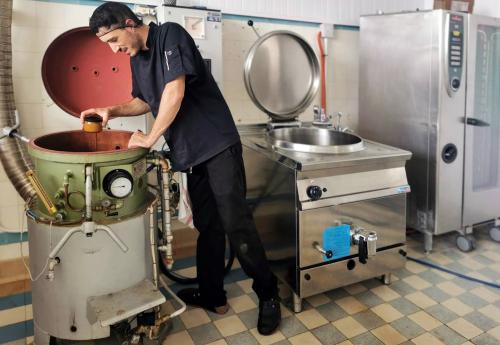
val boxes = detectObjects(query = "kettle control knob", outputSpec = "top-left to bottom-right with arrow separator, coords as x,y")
307,185 -> 322,200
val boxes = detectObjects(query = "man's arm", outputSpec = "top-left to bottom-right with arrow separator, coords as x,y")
128,75 -> 185,148
80,97 -> 151,127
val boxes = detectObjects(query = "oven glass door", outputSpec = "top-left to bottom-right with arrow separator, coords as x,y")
464,15 -> 500,226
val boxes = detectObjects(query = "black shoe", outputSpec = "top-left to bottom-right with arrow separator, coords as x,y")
177,288 -> 229,314
257,297 -> 281,335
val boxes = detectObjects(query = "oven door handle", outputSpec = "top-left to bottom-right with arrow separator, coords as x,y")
358,238 -> 368,264
466,117 -> 490,127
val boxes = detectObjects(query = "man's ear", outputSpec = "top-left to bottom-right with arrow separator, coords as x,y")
125,18 -> 136,28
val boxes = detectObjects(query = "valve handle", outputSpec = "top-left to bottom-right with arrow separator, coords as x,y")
313,241 -> 333,259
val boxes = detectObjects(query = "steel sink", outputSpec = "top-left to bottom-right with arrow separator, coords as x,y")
267,127 -> 365,154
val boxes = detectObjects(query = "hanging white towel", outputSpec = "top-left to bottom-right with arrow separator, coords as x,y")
177,172 -> 195,228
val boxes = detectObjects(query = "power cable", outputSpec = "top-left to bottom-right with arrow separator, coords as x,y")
400,250 -> 500,289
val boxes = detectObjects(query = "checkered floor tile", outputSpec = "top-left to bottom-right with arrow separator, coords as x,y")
1,229 -> 499,345
159,230 -> 500,345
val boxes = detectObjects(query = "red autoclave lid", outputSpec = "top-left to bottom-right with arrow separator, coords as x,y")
41,27 -> 133,118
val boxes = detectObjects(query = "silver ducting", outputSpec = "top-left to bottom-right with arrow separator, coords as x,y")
0,0 -> 35,202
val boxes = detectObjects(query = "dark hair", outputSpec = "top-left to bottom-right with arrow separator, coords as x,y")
89,2 -> 143,34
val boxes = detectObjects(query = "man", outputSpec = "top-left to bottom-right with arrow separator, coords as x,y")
82,2 -> 280,335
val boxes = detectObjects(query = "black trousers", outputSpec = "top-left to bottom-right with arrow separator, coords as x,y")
187,142 -> 278,306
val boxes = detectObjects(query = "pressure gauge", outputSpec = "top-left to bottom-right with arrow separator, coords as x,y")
103,169 -> 133,199
184,16 -> 205,39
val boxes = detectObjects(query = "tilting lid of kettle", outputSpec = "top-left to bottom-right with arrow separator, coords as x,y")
243,30 -> 320,122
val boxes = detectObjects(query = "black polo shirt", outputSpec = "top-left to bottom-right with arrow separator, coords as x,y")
130,22 -> 240,171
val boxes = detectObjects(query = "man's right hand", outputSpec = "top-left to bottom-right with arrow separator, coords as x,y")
80,107 -> 112,127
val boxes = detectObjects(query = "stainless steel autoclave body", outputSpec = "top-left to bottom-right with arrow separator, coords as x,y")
240,30 -> 412,312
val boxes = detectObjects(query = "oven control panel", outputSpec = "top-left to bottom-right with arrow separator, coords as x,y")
448,14 -> 464,93
296,167 -> 410,209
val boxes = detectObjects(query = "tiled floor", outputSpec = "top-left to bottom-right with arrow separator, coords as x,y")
1,229 -> 499,345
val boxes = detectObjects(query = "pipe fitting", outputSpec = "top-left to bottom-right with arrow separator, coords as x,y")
46,257 -> 60,281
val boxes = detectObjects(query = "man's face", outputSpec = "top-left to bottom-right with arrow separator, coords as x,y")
97,21 -> 140,56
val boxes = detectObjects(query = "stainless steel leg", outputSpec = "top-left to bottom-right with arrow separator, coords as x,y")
293,293 -> 302,313
424,230 -> 433,254
382,273 -> 392,285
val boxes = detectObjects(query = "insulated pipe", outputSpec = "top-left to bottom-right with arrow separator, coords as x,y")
159,160 -> 173,270
1,111 -> 29,142
0,0 -> 35,202
85,165 -> 92,220
149,202 -> 159,288
95,223 -> 128,252
159,275 -> 186,319
48,226 -> 83,260
48,223 -> 129,260
150,155 -> 174,269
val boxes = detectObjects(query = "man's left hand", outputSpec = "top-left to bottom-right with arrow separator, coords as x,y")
128,131 -> 152,149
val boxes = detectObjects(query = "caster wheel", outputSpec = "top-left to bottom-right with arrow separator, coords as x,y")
456,235 -> 475,252
489,227 -> 500,242
466,234 -> 477,249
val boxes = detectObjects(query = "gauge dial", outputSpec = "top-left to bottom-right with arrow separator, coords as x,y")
184,16 -> 205,39
103,169 -> 133,199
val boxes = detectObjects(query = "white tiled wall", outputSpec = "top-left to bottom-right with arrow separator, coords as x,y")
475,0 -> 500,17
222,18 -> 359,129
0,0 -> 360,260
177,0 -> 432,26
1,0 -> 98,258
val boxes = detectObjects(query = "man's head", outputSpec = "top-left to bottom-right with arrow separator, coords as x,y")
89,2 -> 145,56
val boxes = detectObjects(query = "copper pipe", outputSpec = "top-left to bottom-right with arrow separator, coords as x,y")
316,31 -> 327,112
65,184 -> 85,212
0,0 -> 35,202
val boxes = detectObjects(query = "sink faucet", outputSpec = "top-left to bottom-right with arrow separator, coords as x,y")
312,105 -> 331,126
313,108 -> 352,132
333,112 -> 351,133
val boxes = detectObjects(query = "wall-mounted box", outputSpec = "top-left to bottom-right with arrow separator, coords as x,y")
434,0 -> 474,13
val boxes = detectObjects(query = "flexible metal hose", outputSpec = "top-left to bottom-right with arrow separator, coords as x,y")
0,0 -> 35,202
